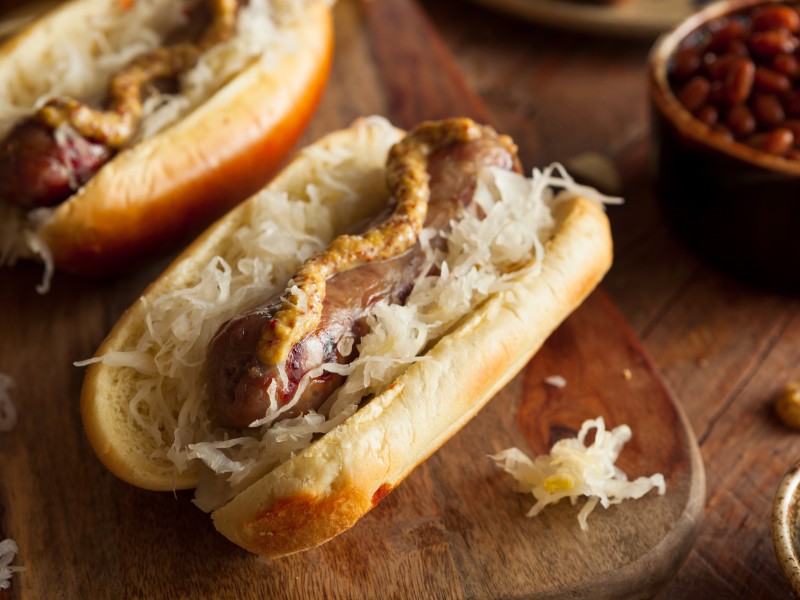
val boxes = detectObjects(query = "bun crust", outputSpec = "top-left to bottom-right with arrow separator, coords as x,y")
80,118 -> 613,557
1,0 -> 333,275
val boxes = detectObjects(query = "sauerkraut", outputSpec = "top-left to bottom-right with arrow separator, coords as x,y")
84,117 -> 619,510
490,417 -> 666,530
0,539 -> 24,590
0,204 -> 54,293
0,0 -> 331,288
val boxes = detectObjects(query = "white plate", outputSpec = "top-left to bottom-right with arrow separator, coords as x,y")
465,0 -> 699,39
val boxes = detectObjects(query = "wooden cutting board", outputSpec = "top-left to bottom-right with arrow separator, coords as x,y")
0,0 -> 704,598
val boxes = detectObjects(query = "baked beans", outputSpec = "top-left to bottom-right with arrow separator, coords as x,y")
670,2 -> 800,157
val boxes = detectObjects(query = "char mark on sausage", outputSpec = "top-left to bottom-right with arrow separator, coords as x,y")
206,126 -> 520,428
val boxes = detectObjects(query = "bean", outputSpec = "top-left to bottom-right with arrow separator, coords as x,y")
723,58 -> 756,103
678,76 -> 711,111
726,104 -> 757,137
705,53 -> 739,80
708,19 -> 750,52
752,93 -> 786,127
753,66 -> 791,93
749,29 -> 798,56
752,5 -> 800,32
672,46 -> 703,80
709,80 -> 726,105
727,39 -> 751,57
772,52 -> 800,76
746,128 -> 794,155
695,104 -> 719,126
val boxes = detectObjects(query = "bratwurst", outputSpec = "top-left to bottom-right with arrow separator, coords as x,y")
206,119 -> 520,428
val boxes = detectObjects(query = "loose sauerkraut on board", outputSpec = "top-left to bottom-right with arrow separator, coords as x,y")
0,538 -> 24,590
491,417 -> 666,530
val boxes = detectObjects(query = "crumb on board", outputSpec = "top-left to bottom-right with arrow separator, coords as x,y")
544,375 -> 567,388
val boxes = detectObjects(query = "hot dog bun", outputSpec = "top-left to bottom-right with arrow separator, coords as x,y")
80,116 -> 613,557
0,0 -> 333,277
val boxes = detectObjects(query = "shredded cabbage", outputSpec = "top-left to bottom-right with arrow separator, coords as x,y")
87,117 -> 618,510
0,539 -> 24,590
490,417 -> 666,530
0,204 -> 54,293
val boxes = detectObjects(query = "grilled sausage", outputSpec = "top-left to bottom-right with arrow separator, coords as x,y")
0,121 -> 113,209
206,125 -> 519,428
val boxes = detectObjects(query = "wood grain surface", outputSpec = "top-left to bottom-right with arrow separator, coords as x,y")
0,0 -> 715,598
421,1 -> 800,598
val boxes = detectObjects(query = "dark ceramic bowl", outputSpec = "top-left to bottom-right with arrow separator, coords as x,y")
649,0 -> 800,293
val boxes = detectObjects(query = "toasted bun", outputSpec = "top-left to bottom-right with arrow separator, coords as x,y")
80,117 -> 613,557
0,0 -> 333,275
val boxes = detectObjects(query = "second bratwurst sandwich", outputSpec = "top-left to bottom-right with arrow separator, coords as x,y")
0,0 -> 333,285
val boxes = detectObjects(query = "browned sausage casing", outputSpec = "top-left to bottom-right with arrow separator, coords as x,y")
0,121 -> 113,209
206,127 -> 519,428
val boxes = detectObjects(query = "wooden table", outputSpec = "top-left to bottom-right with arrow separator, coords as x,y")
0,0 -> 798,598
421,1 -> 800,597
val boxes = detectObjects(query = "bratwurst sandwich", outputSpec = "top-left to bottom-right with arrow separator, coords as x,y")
80,116 -> 614,557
